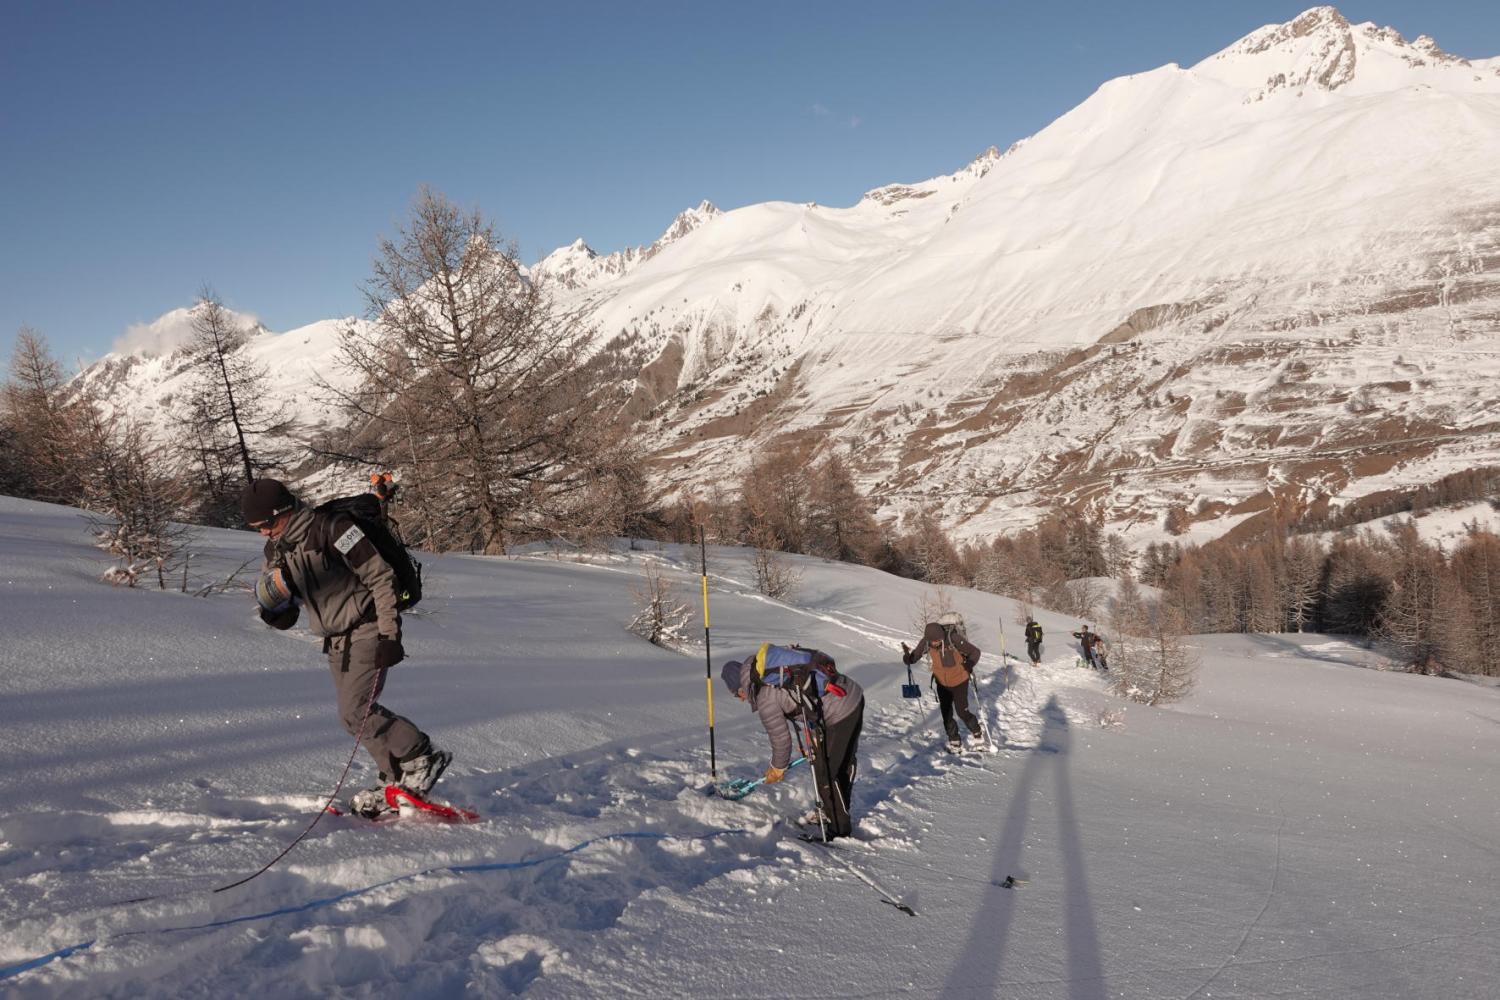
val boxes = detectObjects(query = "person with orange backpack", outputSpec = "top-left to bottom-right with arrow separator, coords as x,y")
902,616 -> 994,753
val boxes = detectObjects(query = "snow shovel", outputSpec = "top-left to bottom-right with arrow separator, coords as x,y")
714,756 -> 807,800
902,661 -> 922,699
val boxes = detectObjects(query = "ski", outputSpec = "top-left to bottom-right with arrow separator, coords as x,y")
796,835 -> 918,916
327,785 -> 480,824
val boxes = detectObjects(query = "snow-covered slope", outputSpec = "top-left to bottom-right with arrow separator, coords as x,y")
532,201 -> 721,291
2,497 -> 1498,997
557,6 -> 1500,545
77,6 -> 1500,548
78,310 -> 367,444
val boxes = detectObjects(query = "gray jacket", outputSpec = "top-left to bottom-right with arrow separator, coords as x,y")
261,507 -> 402,639
740,666 -> 864,770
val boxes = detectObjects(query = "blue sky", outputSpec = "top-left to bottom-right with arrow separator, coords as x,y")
4,1 -> 1498,364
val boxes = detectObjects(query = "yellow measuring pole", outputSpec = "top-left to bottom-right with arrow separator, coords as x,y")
700,527 -> 717,777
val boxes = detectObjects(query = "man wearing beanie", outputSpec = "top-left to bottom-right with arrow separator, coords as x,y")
722,647 -> 864,840
243,478 -> 450,817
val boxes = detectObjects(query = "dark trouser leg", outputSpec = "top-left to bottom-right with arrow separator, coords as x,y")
936,683 -> 959,741
1027,641 -> 1041,664
947,680 -> 983,735
815,710 -> 862,838
328,632 -> 426,777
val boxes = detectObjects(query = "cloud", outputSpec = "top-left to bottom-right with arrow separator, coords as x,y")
112,305 -> 262,358
810,103 -> 862,129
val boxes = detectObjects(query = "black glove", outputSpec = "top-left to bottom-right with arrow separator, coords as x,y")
259,603 -> 299,630
374,635 -> 405,668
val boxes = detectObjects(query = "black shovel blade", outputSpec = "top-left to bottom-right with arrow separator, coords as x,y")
901,683 -> 922,699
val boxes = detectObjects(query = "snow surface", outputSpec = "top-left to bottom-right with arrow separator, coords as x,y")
2,495 -> 1497,998
1313,500 -> 1500,551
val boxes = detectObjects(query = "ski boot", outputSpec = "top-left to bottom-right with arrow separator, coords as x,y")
397,745 -> 453,797
350,785 -> 396,819
795,807 -> 829,828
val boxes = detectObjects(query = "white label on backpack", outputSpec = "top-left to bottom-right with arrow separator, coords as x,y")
333,525 -> 365,554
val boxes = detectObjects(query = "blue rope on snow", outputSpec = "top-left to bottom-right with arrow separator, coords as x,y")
0,827 -> 752,983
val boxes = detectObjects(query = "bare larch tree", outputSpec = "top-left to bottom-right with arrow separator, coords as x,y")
177,290 -> 289,524
3,327 -> 84,503
331,188 -> 618,554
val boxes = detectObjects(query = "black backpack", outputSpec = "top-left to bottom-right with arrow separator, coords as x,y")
313,493 -> 423,610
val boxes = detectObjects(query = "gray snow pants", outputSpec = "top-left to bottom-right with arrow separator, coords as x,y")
326,625 -> 426,778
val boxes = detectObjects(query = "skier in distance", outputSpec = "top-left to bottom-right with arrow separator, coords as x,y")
1024,617 -> 1044,667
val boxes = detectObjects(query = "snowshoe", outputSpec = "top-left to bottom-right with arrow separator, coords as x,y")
385,785 -> 480,823
944,738 -> 962,754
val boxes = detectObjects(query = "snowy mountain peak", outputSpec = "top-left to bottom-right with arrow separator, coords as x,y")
657,201 -> 721,246
536,239 -> 599,281
1198,5 -> 1497,101
534,202 -> 723,291
110,302 -> 266,359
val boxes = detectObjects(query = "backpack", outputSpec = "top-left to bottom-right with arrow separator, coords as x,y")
752,643 -> 846,701
1025,622 -> 1042,643
936,611 -> 968,647
924,616 -> 971,680
313,493 -> 423,610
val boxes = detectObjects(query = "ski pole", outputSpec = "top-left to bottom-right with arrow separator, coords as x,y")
999,617 -> 1012,691
797,701 -> 830,842
700,527 -> 717,778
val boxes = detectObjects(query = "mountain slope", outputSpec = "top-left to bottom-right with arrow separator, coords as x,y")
77,6 -> 1500,547
552,7 -> 1500,544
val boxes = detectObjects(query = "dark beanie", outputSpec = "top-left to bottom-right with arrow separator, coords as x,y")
241,479 -> 297,525
720,659 -> 745,694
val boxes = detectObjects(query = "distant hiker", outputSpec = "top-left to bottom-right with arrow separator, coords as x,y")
1072,625 -> 1106,671
1024,618 -> 1044,667
243,478 -> 449,818
902,616 -> 991,753
720,644 -> 865,841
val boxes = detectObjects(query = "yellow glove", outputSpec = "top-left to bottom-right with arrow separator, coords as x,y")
763,766 -> 786,784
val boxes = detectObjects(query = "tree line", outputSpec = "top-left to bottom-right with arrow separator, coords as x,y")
648,459 -> 1498,677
